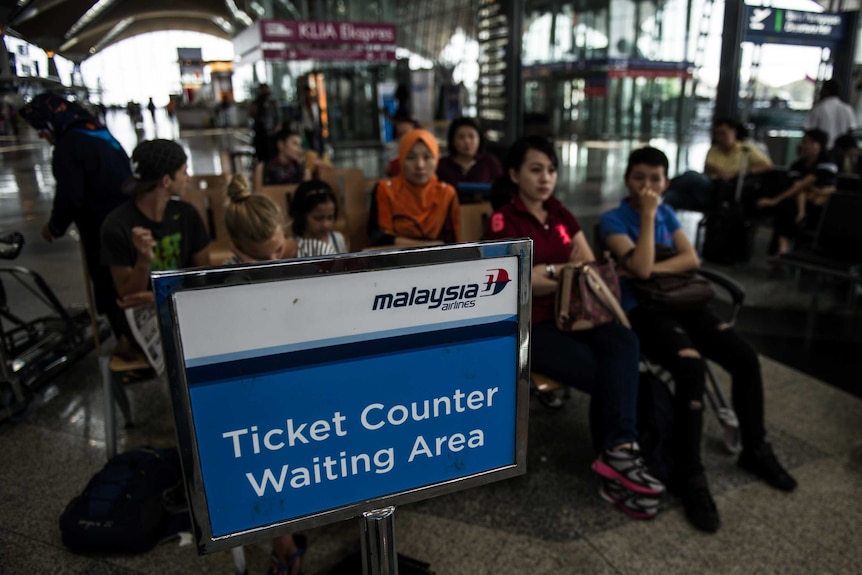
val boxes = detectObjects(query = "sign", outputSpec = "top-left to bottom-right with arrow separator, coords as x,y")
743,7 -> 847,47
234,20 -> 397,65
262,47 -> 396,62
260,20 -> 396,45
524,58 -> 692,79
153,241 -> 532,553
177,47 -> 204,86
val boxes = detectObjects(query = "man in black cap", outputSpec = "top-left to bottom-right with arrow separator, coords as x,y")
100,139 -> 210,309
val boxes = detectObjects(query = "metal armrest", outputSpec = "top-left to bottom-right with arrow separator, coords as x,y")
0,232 -> 24,260
697,267 -> 746,305
697,267 -> 746,325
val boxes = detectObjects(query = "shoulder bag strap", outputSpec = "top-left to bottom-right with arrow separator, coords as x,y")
735,146 -> 750,203
583,265 -> 631,329
556,265 -> 575,325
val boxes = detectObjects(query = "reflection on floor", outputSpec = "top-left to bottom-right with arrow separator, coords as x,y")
1,113 -> 861,574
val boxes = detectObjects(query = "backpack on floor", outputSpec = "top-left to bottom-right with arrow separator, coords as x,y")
637,367 -> 675,485
60,446 -> 188,553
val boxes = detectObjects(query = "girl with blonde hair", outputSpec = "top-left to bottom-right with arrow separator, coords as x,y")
224,174 -> 333,263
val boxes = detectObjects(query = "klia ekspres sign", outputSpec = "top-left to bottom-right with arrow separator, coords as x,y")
259,19 -> 397,62
260,20 -> 396,45
153,243 -> 530,553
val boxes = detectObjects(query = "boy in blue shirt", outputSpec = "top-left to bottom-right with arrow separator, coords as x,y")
599,147 -> 797,533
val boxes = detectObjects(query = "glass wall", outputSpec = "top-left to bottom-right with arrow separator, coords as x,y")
522,0 -> 697,141
523,0 -> 692,64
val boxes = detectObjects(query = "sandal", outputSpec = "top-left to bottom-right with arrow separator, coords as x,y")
269,534 -> 307,575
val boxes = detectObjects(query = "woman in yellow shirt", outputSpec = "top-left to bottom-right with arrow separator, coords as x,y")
704,118 -> 773,181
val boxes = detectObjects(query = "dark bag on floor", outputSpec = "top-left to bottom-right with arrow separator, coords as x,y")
637,367 -> 675,485
59,446 -> 188,553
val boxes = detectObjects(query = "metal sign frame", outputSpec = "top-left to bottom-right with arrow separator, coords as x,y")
152,240 -> 532,554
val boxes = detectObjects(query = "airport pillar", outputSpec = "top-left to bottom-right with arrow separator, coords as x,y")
0,32 -> 12,78
832,10 -> 858,101
46,50 -> 60,79
714,0 -> 745,120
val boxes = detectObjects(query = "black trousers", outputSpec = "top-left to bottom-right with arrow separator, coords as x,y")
532,321 -> 641,453
629,305 -> 765,477
772,197 -> 822,245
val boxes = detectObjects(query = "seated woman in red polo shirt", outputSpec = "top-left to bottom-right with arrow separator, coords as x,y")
484,135 -> 664,520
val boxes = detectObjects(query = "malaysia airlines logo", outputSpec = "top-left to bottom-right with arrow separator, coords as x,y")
481,268 -> 511,297
372,268 -> 512,311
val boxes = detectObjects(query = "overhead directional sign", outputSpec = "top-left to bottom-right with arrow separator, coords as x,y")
234,19 -> 397,63
743,7 -> 847,47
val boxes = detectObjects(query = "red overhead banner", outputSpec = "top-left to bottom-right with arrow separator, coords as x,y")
262,48 -> 396,62
261,20 -> 396,45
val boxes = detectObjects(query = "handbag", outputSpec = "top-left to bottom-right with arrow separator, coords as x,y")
632,271 -> 715,310
555,263 -> 630,331
628,243 -> 715,311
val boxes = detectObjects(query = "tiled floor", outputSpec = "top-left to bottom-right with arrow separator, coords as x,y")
1,112 -> 861,574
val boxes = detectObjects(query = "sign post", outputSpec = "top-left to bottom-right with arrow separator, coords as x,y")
152,240 -> 532,567
361,506 -> 397,574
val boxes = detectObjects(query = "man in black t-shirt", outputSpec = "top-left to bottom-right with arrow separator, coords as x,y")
101,139 -> 210,306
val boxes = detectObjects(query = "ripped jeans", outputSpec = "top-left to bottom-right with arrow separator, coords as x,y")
628,305 -> 765,478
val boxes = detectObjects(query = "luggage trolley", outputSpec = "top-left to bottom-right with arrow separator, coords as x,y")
0,232 -> 110,421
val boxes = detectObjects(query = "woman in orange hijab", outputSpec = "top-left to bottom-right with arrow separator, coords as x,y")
368,129 -> 461,246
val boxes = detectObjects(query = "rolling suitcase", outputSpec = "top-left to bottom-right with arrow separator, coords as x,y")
700,146 -> 754,265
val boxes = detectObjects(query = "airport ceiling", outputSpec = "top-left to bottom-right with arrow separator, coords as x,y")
0,0 -> 238,62
1,0 -> 855,64
0,0 -> 480,65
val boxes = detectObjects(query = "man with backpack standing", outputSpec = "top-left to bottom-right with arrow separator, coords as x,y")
19,93 -> 131,337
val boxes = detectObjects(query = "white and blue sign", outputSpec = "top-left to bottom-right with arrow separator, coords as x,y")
743,7 -> 846,47
154,244 -> 530,552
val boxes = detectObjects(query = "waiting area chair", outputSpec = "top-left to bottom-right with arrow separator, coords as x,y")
182,174 -> 233,264
775,190 -> 862,342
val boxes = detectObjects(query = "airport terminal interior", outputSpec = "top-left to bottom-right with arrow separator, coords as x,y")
1,0 -> 862,573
